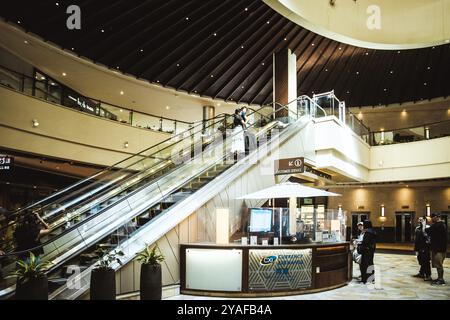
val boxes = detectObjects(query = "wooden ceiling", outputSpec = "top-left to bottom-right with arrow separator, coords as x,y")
2,0 -> 450,107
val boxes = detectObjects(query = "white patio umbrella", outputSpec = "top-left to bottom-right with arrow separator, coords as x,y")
237,182 -> 341,199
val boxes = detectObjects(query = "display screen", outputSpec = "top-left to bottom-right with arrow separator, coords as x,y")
249,208 -> 272,232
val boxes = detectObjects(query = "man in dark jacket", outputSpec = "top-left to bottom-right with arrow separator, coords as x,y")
413,217 -> 431,280
427,213 -> 447,285
358,220 -> 377,284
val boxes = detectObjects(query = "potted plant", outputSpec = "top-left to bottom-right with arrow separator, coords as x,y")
135,245 -> 164,300
90,248 -> 124,300
8,252 -> 53,300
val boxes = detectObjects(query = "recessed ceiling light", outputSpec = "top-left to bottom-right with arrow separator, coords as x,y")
284,38 -> 287,41
71,47 -> 75,50
101,29 -> 104,33
119,109 -> 123,112
266,21 -> 270,24
56,2 -> 59,6
213,33 -> 217,36
397,50 -> 401,53
185,17 -> 189,20
241,45 -> 244,49
176,64 -> 180,67
62,72 -> 66,76
384,88 -> 387,92
245,8 -> 248,11
24,40 -> 28,44
424,82 -> 427,86
338,47 -> 342,50
210,74 -> 214,78
217,103 -> 221,106
116,66 -> 120,69
156,80 -> 160,83
365,52 -> 369,55
120,91 -> 124,95
427,66 -> 431,70
312,43 -> 315,46
166,106 -> 170,110
262,62 -> 265,66
325,69 -> 328,72
241,86 -> 245,89
140,49 -> 144,52
17,20 -> 21,24
356,71 -> 359,75
432,46 -> 436,49
390,70 -> 394,74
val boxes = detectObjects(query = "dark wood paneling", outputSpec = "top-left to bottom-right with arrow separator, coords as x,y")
314,267 -> 348,289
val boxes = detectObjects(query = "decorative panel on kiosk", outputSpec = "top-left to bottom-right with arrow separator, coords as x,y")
185,249 -> 243,292
248,249 -> 312,291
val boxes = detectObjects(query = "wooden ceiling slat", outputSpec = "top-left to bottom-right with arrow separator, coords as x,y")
171,6 -> 273,92
231,26 -> 302,103
189,14 -> 286,97
301,40 -> 339,95
351,50 -> 380,106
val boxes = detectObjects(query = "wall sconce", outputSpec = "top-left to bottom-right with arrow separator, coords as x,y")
380,130 -> 385,144
425,127 -> 430,139
32,119 -> 39,127
380,204 -> 385,217
123,142 -> 129,148
426,204 -> 431,217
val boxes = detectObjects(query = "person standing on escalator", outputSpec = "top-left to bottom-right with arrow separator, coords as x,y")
13,210 -> 51,259
230,109 -> 246,160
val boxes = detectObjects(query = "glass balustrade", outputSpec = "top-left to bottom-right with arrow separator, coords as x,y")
371,120 -> 450,146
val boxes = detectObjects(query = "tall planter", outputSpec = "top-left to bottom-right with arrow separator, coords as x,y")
140,263 -> 162,300
15,275 -> 48,300
90,268 -> 116,300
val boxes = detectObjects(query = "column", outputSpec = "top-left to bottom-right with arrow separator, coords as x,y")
273,48 -> 297,120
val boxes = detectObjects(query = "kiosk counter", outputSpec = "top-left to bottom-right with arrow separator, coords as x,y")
180,242 -> 352,297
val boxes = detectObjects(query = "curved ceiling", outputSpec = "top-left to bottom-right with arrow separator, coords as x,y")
265,0 -> 450,50
1,0 -> 450,107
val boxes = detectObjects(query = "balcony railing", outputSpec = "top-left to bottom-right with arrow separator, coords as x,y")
371,120 -> 450,146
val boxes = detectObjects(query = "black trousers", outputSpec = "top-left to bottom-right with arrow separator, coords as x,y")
417,250 -> 431,276
360,251 -> 375,283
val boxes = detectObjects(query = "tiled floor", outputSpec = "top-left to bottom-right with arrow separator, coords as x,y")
167,253 -> 450,300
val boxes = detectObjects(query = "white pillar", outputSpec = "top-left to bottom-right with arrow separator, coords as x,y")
289,197 -> 297,235
216,208 -> 229,244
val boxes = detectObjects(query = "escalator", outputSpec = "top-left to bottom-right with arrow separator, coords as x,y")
0,97 -> 326,299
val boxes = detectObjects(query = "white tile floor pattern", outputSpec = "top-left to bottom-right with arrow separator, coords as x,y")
167,253 -> 450,300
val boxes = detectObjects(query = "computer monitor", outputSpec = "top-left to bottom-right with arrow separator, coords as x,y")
249,208 -> 273,232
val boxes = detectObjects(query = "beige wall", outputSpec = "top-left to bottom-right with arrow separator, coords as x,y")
328,185 -> 450,228
0,86 -> 171,166
349,98 -> 450,132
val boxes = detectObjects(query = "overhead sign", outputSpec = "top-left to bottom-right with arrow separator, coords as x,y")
248,249 -> 312,292
0,156 -> 14,171
274,157 -> 304,175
